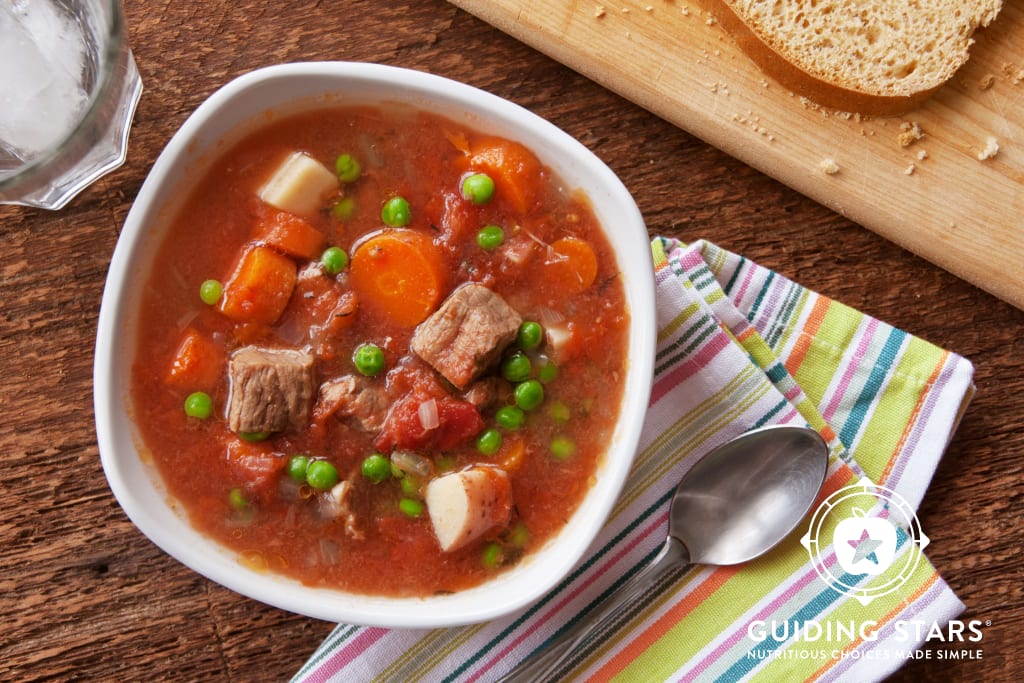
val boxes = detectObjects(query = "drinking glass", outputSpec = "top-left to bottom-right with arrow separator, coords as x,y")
0,0 -> 143,210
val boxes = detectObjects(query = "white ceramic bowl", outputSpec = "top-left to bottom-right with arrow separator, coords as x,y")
94,62 -> 655,628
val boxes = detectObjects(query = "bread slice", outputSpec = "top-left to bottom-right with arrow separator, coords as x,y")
700,0 -> 1003,115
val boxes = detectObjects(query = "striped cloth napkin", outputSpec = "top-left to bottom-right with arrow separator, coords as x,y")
293,238 -> 975,683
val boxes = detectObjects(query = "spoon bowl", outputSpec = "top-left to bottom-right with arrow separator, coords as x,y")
671,424 -> 830,566
499,424 -> 830,682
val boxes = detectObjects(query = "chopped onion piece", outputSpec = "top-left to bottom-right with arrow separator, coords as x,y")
536,306 -> 565,327
392,450 -> 433,478
418,398 -> 440,431
545,322 -> 573,353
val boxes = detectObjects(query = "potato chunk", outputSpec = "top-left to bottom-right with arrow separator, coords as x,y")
425,466 -> 511,552
258,151 -> 339,217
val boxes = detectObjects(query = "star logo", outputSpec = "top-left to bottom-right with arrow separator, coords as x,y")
847,528 -> 883,565
801,478 -> 930,605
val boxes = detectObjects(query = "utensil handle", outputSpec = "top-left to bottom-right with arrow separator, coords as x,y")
497,536 -> 690,683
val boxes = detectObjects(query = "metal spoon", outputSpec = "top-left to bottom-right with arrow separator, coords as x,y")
497,424 -> 830,683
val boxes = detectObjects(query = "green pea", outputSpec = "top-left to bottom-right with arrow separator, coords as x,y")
495,405 -> 525,430
287,455 -> 310,482
476,224 -> 504,250
361,453 -> 391,483
399,497 -> 424,517
547,400 -> 571,423
538,358 -> 559,383
400,475 -> 421,497
461,172 -> 495,204
517,321 -> 543,350
353,343 -> 385,376
508,523 -> 530,548
228,487 -> 249,511
239,431 -> 271,442
381,196 -> 411,227
476,428 -> 503,455
514,379 -> 545,411
501,352 -> 532,383
551,435 -> 577,460
184,391 -> 213,419
335,153 -> 362,183
330,196 -> 356,220
321,246 -> 349,275
199,279 -> 223,306
306,460 -> 339,490
481,542 -> 503,568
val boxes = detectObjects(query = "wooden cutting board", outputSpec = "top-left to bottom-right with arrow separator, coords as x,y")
450,0 -> 1024,310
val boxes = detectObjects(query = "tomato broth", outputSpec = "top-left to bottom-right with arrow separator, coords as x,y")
131,105 -> 629,596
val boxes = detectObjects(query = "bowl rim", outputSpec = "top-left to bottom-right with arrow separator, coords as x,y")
93,61 -> 655,628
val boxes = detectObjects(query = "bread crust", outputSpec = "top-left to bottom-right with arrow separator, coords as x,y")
696,0 -> 983,116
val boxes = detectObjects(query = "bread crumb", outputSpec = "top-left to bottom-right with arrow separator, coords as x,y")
681,6 -> 690,16
898,122 -> 924,147
977,137 -> 999,160
595,5 -> 606,18
979,74 -> 996,90
644,4 -> 654,11
904,163 -> 916,175
917,149 -> 929,161
706,15 -> 717,25
1002,62 -> 1024,85
820,158 -> 840,175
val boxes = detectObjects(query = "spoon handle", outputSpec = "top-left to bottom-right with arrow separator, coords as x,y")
497,536 -> 690,683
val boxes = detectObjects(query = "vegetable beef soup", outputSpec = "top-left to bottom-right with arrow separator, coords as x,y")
131,106 -> 629,596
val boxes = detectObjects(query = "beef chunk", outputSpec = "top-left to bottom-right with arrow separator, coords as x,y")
227,346 -> 314,434
461,376 -> 512,411
314,375 -> 388,432
411,284 -> 522,390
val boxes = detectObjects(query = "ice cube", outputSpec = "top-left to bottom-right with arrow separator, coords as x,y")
0,1 -> 89,161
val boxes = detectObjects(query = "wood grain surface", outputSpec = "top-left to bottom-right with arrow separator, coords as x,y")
0,1 -> 1020,681
451,0 -> 1024,311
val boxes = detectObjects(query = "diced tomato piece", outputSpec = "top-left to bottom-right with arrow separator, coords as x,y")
255,210 -> 327,260
289,272 -> 358,337
375,393 -> 483,452
219,245 -> 297,325
434,398 -> 486,449
225,438 -> 286,496
166,327 -> 225,389
437,189 -> 477,244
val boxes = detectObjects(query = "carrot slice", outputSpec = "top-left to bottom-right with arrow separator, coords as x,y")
255,210 -> 326,260
497,436 -> 526,472
349,229 -> 444,327
469,139 -> 542,214
219,245 -> 297,325
166,327 -> 224,388
544,236 -> 598,294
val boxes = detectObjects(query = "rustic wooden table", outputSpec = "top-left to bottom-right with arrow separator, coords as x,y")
1,1 -> 1020,681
